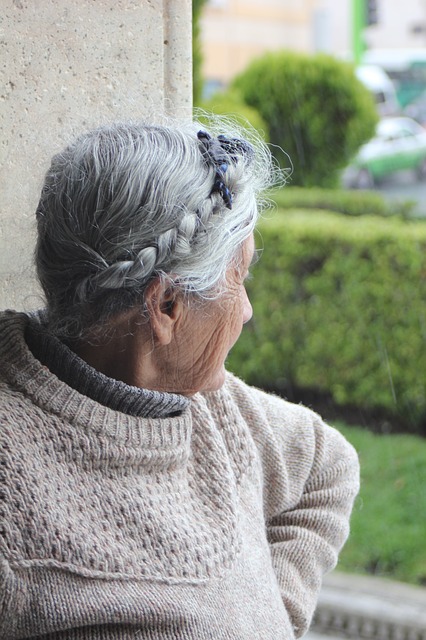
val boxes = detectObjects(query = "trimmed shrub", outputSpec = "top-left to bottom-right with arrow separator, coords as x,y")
228,210 -> 426,434
234,51 -> 378,187
197,90 -> 269,141
270,186 -> 416,219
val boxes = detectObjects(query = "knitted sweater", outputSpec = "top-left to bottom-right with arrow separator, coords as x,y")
0,310 -> 360,640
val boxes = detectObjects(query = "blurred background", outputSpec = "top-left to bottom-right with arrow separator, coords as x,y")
191,0 -> 426,619
196,0 -> 426,213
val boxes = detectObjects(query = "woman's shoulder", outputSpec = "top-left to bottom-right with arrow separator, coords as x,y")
200,371 -> 321,477
216,372 -> 359,518
221,370 -> 319,430
215,371 -> 358,480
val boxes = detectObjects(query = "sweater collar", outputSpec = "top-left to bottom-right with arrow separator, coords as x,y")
0,311 -> 192,455
25,311 -> 189,419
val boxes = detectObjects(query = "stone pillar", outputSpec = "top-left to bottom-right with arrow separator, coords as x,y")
0,0 -> 192,310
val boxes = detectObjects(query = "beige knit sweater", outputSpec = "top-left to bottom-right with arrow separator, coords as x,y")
0,310 -> 360,640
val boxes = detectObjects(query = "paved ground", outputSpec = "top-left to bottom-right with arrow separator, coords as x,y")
374,169 -> 426,216
305,571 -> 426,639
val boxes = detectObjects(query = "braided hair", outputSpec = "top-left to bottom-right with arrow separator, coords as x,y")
35,118 -> 277,341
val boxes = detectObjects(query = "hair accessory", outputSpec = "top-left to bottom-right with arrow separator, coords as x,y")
197,130 -> 254,210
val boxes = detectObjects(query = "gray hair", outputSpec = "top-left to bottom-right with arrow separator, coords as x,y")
35,117 -> 277,341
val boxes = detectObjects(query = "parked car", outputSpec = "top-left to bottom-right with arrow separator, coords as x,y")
343,116 -> 426,188
404,90 -> 426,128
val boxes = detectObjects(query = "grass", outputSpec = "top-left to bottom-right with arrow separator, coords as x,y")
334,423 -> 426,585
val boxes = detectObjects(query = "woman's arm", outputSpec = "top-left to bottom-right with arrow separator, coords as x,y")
266,417 -> 360,637
223,373 -> 360,638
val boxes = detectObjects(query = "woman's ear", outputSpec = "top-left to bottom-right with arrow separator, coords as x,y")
144,278 -> 182,346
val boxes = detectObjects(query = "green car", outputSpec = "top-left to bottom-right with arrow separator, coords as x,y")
343,116 -> 426,188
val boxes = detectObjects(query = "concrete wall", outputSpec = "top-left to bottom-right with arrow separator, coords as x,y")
0,0 -> 192,311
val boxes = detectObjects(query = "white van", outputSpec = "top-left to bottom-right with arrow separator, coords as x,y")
362,49 -> 426,107
355,64 -> 400,116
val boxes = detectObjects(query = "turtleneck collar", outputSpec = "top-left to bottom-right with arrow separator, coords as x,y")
24,311 -> 190,419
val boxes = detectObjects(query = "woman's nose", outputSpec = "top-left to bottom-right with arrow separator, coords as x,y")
242,288 -> 253,324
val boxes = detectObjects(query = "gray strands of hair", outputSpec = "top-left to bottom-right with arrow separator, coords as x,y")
35,117 -> 279,341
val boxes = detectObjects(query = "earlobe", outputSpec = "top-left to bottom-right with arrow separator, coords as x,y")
144,279 -> 180,346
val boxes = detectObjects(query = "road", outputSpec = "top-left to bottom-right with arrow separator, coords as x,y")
364,169 -> 426,216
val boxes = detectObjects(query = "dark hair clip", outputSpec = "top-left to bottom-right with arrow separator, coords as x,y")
197,130 -> 253,210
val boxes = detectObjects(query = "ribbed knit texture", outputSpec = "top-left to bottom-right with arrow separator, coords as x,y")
0,310 -> 360,640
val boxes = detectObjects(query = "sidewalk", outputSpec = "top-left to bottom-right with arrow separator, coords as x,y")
308,571 -> 426,639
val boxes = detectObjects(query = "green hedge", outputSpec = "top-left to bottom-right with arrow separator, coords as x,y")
234,51 -> 377,187
228,211 -> 426,434
196,90 -> 269,140
270,187 -> 416,219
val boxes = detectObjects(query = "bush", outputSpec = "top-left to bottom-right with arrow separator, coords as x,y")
270,186 -> 416,219
196,89 -> 269,140
228,210 -> 426,434
234,51 -> 378,187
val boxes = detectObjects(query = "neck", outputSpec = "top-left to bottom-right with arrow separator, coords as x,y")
25,311 -> 190,417
75,319 -> 159,391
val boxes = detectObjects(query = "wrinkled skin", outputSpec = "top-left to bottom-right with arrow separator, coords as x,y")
76,234 -> 255,396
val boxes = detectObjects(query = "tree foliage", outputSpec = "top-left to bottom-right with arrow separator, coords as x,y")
234,51 -> 378,187
197,89 -> 269,140
192,0 -> 207,105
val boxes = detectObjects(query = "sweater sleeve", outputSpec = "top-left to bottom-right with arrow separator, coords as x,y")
223,375 -> 360,638
266,414 -> 360,637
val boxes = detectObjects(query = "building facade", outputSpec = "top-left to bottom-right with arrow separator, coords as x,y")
201,0 -> 426,90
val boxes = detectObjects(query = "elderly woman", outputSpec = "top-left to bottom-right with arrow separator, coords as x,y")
0,120 -> 359,640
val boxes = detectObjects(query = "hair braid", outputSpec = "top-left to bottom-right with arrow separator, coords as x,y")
35,118 -> 280,340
